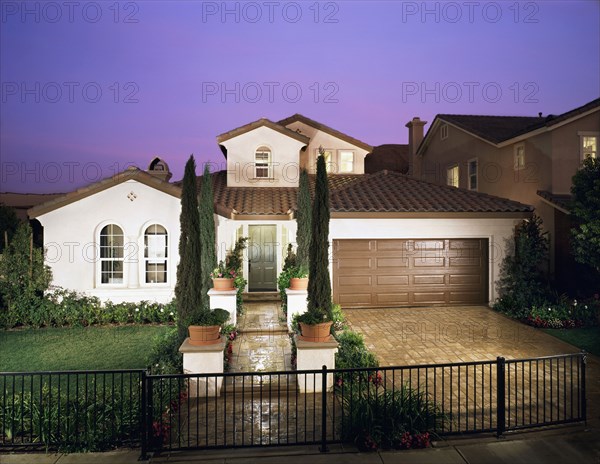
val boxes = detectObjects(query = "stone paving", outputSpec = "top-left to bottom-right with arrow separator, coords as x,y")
343,305 -> 600,429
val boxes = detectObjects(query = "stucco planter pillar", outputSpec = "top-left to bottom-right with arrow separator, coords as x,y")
295,336 -> 338,393
179,337 -> 226,398
208,288 -> 237,326
285,288 -> 308,332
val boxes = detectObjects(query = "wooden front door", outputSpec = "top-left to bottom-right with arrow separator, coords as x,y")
248,225 -> 277,291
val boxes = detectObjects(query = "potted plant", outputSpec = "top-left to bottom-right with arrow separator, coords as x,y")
210,260 -> 237,291
187,306 -> 230,346
296,304 -> 333,342
289,264 -> 309,290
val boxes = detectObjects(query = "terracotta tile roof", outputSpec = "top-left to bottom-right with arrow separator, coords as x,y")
537,190 -> 572,213
278,114 -> 374,152
365,144 -> 409,174
329,170 -> 532,214
195,170 -> 531,217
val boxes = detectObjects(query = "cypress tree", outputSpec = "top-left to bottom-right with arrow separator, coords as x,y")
306,152 -> 333,321
295,169 -> 311,272
175,155 -> 203,341
199,164 -> 217,308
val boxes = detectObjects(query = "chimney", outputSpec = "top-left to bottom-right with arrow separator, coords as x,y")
146,157 -> 173,182
406,117 -> 427,177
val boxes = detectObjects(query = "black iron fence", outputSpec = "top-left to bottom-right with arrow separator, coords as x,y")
0,353 -> 586,458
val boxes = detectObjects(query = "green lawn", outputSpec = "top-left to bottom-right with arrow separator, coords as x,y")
0,325 -> 172,372
544,327 -> 600,356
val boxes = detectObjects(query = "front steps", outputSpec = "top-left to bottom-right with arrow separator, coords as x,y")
242,292 -> 281,303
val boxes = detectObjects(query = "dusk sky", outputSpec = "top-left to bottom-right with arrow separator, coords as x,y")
1,0 -> 599,193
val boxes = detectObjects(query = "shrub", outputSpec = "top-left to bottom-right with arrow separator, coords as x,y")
335,330 -> 378,370
495,215 -> 549,319
148,326 -> 183,374
526,295 -> 599,329
340,382 -> 445,451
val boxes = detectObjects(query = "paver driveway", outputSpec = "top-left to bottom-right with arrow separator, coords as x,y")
344,305 -> 600,429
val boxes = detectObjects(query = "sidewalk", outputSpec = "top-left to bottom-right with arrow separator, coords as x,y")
2,426 -> 598,463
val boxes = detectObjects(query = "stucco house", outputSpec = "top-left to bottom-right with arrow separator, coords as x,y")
28,114 -> 532,307
410,98 -> 600,292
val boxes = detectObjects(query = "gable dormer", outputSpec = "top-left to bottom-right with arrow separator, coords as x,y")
278,114 -> 373,175
217,118 -> 309,188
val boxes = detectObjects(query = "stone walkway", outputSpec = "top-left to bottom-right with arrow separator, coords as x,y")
229,301 -> 293,373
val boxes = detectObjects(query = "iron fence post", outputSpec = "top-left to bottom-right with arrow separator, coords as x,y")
319,365 -> 329,453
581,351 -> 587,425
140,370 -> 149,461
496,357 -> 506,438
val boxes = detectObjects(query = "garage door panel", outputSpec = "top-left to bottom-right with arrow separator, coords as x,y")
449,274 -> 482,285
413,257 -> 446,267
377,257 -> 409,268
338,257 -> 372,270
413,292 -> 447,303
339,275 -> 372,286
377,275 -> 409,286
338,293 -> 373,305
333,238 -> 487,308
376,293 -> 410,304
413,274 -> 445,285
449,257 -> 482,267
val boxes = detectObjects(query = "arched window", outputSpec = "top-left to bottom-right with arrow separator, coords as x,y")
255,146 -> 272,178
145,224 -> 168,283
99,224 -> 124,284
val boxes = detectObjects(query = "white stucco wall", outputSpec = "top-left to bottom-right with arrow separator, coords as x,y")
283,121 -> 370,174
330,217 -> 522,305
36,180 -> 181,304
221,126 -> 307,188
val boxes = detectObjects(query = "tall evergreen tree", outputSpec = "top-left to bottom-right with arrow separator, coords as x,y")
571,157 -> 600,273
199,164 -> 217,308
306,153 -> 333,321
175,155 -> 203,341
295,169 -> 311,271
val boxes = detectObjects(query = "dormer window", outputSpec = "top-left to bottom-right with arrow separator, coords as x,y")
339,150 -> 355,173
441,124 -> 449,140
255,146 -> 272,178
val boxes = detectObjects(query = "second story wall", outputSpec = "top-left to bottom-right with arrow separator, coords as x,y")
221,126 -> 307,188
284,121 -> 369,175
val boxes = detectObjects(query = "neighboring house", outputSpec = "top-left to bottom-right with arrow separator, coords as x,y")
411,98 -> 600,291
29,115 -> 531,307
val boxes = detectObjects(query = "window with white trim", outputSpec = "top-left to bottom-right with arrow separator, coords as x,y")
339,150 -> 354,173
468,159 -> 478,191
99,224 -> 124,284
581,135 -> 598,160
441,124 -> 449,140
447,165 -> 459,188
514,144 -> 525,170
144,224 -> 168,284
255,146 -> 272,178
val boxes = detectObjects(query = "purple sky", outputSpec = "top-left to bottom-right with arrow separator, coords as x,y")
1,0 -> 599,193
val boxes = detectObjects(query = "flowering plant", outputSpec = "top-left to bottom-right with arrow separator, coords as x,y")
210,260 -> 237,279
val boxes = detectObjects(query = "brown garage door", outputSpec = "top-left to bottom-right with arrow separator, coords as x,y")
333,239 -> 488,307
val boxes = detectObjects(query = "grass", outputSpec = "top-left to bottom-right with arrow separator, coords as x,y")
0,325 -> 172,372
544,326 -> 600,356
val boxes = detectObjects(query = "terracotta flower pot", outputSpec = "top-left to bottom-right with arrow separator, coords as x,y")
212,277 -> 235,291
188,325 -> 221,346
299,321 -> 333,342
289,277 -> 309,291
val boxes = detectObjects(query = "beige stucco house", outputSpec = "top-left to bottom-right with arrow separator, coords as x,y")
28,114 -> 532,307
410,98 -> 600,292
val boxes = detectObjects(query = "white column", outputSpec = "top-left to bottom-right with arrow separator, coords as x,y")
208,288 -> 238,326
179,337 -> 226,397
127,236 -> 139,288
285,288 -> 308,332
295,337 -> 338,393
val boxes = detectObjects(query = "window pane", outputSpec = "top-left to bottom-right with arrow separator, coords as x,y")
447,166 -> 459,187
145,224 -> 168,283
339,151 -> 354,172
583,136 -> 597,159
